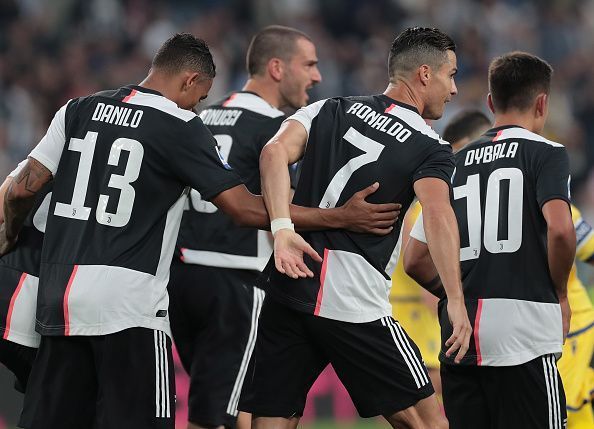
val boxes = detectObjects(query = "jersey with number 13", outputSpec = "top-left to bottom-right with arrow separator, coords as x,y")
260,95 -> 454,323
28,86 -> 242,337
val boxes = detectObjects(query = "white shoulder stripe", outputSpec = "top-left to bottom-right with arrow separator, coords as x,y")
493,127 -> 564,147
124,90 -> 196,122
222,93 -> 284,118
385,104 -> 448,145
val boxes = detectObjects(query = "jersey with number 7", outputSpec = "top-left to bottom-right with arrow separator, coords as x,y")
260,95 -> 454,323
27,86 -> 243,338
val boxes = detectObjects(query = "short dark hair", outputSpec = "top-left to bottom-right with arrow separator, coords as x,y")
488,51 -> 552,112
246,25 -> 311,76
152,33 -> 216,78
443,110 -> 491,144
388,27 -> 456,81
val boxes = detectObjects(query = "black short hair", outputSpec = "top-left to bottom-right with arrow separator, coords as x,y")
488,51 -> 552,112
152,33 -> 215,78
443,110 -> 491,144
388,27 -> 456,81
246,25 -> 311,76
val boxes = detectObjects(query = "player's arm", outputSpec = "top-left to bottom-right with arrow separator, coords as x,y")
542,200 -> 575,340
212,179 -> 399,233
413,177 -> 471,363
0,157 -> 52,255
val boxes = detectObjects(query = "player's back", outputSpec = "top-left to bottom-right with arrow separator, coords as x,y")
263,94 -> 453,323
34,85 -> 240,337
447,125 -> 570,365
177,91 -> 284,271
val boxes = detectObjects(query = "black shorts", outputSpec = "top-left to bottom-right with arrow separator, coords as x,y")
0,338 -> 36,392
168,261 -> 264,428
441,354 -> 567,429
19,328 -> 175,429
238,296 -> 434,418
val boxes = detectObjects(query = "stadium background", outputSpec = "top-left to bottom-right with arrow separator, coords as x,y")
0,0 -> 593,427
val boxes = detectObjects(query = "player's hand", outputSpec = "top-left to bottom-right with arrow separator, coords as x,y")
560,296 -> 571,343
273,229 -> 323,279
444,296 -> 472,364
340,182 -> 401,235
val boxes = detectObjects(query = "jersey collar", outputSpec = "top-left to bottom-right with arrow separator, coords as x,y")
378,94 -> 420,115
125,85 -> 163,97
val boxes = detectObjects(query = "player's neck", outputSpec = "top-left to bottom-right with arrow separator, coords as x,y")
493,111 -> 540,134
383,81 -> 424,115
243,78 -> 282,109
139,73 -> 178,105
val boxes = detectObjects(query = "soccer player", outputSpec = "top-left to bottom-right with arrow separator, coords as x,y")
239,27 -> 472,429
390,109 -> 491,397
169,25 -> 324,429
0,34 -> 399,429
404,52 -> 575,429
0,163 -> 50,392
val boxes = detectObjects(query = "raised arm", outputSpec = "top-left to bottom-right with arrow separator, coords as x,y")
542,200 -> 575,340
413,177 -> 471,363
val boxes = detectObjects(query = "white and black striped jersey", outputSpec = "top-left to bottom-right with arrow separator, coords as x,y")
28,85 -> 242,337
0,162 -> 50,347
176,92 -> 284,271
261,95 -> 455,323
411,126 -> 571,366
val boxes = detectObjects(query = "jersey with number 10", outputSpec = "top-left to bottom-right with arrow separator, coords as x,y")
28,85 -> 242,337
261,95 -> 454,323
442,126 -> 570,366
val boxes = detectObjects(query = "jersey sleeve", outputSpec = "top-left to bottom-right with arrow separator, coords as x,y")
535,145 -> 571,208
285,99 -> 327,136
412,139 -> 455,186
172,118 -> 243,201
410,211 -> 427,244
572,205 -> 594,262
28,101 -> 72,176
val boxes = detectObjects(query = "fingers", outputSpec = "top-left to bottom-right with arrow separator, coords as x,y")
302,242 -> 323,263
369,203 -> 402,212
367,226 -> 394,236
445,323 -> 472,364
354,182 -> 380,199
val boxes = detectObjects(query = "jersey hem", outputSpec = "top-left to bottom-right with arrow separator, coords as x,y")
440,344 -> 562,367
0,328 -> 40,348
35,317 -> 172,338
268,290 -> 392,323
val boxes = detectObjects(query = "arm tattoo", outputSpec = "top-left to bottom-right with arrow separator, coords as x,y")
3,158 -> 52,243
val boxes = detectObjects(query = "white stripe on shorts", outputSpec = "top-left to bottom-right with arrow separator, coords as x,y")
542,354 -> 561,429
154,330 -> 170,418
226,287 -> 265,416
382,317 -> 426,389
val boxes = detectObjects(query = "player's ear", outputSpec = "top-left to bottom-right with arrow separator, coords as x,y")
183,72 -> 201,92
487,93 -> 495,114
535,93 -> 548,118
419,64 -> 431,87
267,58 -> 284,82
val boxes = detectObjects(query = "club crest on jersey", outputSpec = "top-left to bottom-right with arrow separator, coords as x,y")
215,145 -> 232,170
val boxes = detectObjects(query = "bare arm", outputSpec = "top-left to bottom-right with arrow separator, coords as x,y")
542,199 -> 575,340
0,157 -> 52,255
0,177 -> 12,224
413,177 -> 471,363
403,236 -> 445,299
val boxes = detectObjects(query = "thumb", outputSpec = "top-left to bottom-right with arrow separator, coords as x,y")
356,182 -> 379,199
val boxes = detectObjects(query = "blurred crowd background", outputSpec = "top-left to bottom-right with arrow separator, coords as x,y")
1,0 -> 594,426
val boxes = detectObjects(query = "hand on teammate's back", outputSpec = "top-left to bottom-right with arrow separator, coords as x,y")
339,182 -> 401,235
444,296 -> 472,363
273,229 -> 323,279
